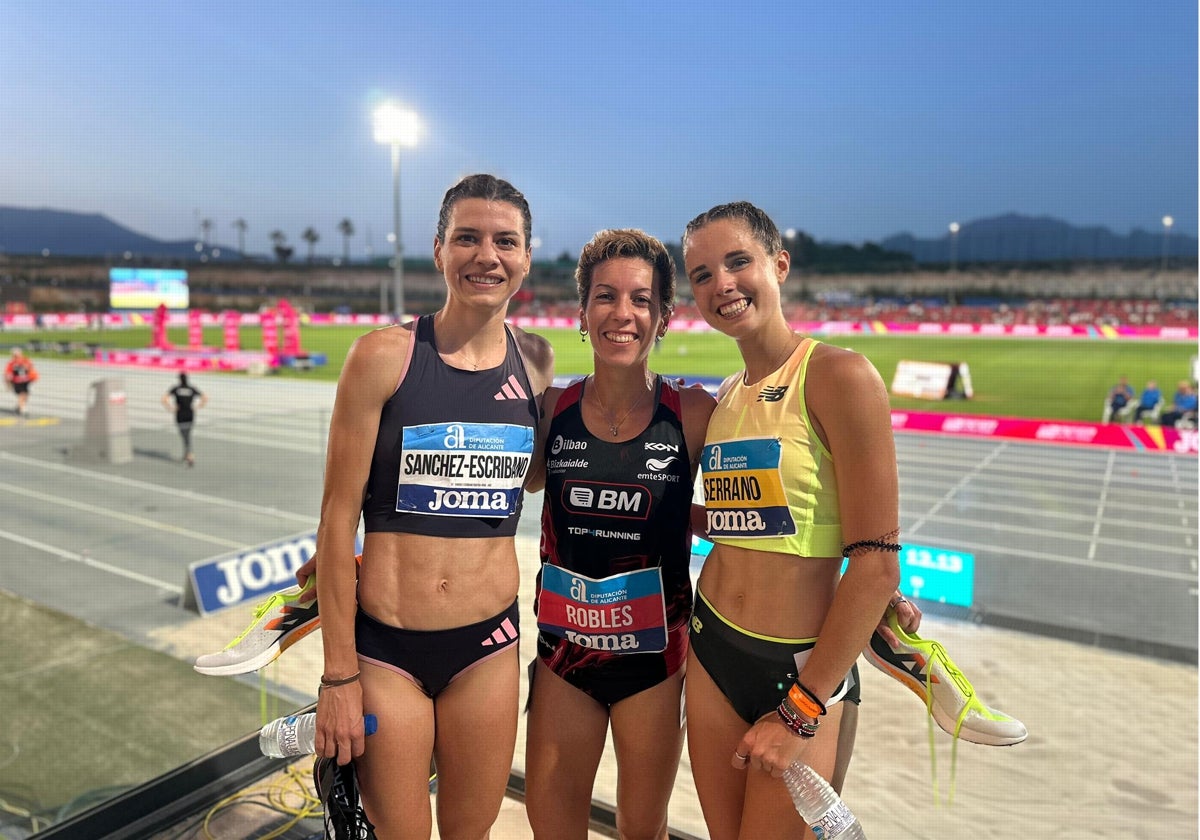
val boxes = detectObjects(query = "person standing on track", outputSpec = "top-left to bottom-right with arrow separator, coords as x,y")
163,372 -> 206,466
5,347 -> 38,418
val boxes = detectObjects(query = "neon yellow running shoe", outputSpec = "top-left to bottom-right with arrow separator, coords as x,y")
193,574 -> 320,676
863,609 -> 1027,747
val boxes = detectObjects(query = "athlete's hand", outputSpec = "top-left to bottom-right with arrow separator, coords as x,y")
876,591 -> 922,648
295,555 -> 318,597
316,681 -> 367,766
732,715 -> 811,778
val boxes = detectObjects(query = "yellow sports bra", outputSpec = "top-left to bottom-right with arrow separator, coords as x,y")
700,337 -> 842,557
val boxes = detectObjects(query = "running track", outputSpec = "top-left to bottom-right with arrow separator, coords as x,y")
0,359 -> 1194,661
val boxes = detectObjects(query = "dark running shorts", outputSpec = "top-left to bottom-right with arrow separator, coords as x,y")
531,616 -> 689,708
356,599 -> 519,698
689,589 -> 859,725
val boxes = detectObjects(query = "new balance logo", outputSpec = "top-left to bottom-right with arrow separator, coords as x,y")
757,386 -> 788,402
480,616 -> 519,646
494,375 -> 528,401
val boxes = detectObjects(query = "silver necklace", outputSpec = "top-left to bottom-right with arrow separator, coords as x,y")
590,375 -> 653,437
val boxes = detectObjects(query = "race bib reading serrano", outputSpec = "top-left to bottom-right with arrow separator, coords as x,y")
702,438 -> 797,538
537,565 -> 667,653
397,422 -> 533,518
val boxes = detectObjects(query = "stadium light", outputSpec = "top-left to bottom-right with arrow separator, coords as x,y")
948,222 -> 961,272
1161,215 -> 1174,272
373,102 -> 421,319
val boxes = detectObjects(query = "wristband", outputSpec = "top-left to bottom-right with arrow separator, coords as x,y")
788,681 -> 827,718
320,671 -> 360,688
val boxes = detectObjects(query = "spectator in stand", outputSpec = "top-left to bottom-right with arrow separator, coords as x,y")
1132,379 -> 1164,424
1159,380 -> 1198,429
1101,376 -> 1135,423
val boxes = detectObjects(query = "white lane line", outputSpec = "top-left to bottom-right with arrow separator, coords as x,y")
899,490 -> 1197,536
1088,450 -> 1117,561
0,481 -> 248,548
908,440 -> 1009,535
0,528 -> 181,593
926,511 -> 1197,559
932,535 -> 1197,582
0,452 -> 318,525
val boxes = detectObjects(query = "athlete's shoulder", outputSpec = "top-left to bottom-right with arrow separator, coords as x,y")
715,370 -> 743,401
808,342 -> 882,389
509,323 -> 554,393
344,323 -> 411,380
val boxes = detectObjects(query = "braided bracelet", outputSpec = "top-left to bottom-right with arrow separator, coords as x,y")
844,530 -> 902,556
776,701 -> 819,738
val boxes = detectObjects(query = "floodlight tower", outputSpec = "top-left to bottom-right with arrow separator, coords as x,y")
373,102 -> 421,319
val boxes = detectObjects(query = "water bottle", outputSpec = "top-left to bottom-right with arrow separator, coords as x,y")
782,761 -> 867,839
259,712 -> 377,758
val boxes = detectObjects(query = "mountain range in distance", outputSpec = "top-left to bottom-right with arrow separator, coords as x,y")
0,206 -> 1195,265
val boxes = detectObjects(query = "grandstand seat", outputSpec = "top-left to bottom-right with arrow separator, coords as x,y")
1102,397 -> 1137,424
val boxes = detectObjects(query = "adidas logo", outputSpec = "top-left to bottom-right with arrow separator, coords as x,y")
757,385 -> 788,402
480,616 -> 519,646
494,374 -> 528,401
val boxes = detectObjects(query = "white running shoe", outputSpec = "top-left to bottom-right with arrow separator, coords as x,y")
193,575 -> 319,676
864,608 -> 1027,746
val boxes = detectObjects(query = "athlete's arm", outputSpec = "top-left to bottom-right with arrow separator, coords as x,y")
802,346 -> 901,698
524,386 -> 564,493
313,324 -> 408,766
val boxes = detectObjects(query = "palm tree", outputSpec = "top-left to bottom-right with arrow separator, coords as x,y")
337,218 -> 355,264
232,218 -> 248,256
270,230 -> 292,264
301,227 -> 320,264
200,218 -> 213,247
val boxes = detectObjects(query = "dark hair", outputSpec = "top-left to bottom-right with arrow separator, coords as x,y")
178,373 -> 189,385
575,229 -> 676,314
682,200 -> 782,257
435,174 -> 532,247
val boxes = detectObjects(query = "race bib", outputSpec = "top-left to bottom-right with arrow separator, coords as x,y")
396,422 -> 532,518
702,437 -> 797,538
537,565 -> 667,654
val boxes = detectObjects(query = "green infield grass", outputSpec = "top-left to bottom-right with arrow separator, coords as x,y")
12,325 -> 1195,424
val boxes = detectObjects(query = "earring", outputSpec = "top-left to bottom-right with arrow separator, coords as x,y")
579,327 -> 588,342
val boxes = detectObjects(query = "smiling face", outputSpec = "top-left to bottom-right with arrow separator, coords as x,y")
433,197 -> 531,306
683,217 -> 789,339
580,257 -> 666,369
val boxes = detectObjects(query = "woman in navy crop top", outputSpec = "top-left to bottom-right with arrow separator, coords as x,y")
311,174 -> 553,839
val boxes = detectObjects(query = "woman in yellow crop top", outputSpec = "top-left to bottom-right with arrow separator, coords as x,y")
681,201 -> 912,840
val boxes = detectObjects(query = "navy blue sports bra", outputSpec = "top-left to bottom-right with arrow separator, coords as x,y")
362,315 -> 538,538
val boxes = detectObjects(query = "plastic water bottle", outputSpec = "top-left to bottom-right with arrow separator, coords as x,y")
259,712 -> 378,758
782,762 -> 867,839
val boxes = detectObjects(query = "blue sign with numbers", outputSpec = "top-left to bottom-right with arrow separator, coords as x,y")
895,544 -> 976,608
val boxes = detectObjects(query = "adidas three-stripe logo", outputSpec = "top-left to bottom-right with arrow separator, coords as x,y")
480,617 -> 519,646
494,375 -> 528,401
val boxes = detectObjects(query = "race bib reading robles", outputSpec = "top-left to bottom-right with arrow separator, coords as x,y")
537,565 -> 667,653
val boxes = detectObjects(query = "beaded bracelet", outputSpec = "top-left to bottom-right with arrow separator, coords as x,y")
841,539 -> 903,558
320,671 -> 361,688
776,701 -> 819,738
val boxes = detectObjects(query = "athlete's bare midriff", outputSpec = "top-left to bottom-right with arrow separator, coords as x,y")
357,531 -> 520,630
696,544 -> 842,638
